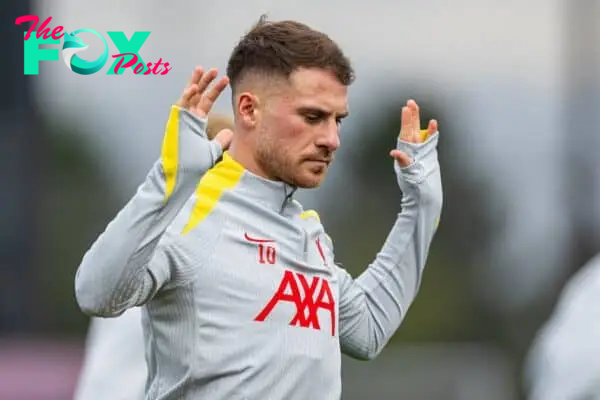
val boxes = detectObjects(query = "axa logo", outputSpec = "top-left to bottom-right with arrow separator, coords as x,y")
255,270 -> 336,336
15,15 -> 172,76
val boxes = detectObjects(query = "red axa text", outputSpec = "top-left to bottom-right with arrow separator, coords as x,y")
254,270 -> 336,336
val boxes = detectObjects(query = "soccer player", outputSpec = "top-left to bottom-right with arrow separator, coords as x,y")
73,115 -> 235,400
75,16 -> 443,399
524,253 -> 600,400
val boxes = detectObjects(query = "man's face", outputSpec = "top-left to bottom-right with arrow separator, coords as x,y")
255,68 -> 349,188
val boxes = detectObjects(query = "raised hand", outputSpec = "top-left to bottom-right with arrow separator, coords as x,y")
178,67 -> 230,119
390,99 -> 438,167
177,66 -> 232,149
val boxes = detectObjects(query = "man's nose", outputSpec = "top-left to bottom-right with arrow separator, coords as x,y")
316,123 -> 340,152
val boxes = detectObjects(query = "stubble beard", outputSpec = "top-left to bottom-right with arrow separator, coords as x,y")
255,140 -> 322,189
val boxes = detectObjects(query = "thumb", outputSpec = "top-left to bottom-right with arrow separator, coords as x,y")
213,129 -> 234,151
390,149 -> 413,168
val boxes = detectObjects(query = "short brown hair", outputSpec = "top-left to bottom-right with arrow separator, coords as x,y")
226,15 -> 354,92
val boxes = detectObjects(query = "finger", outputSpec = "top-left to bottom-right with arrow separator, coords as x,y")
390,149 -> 413,167
399,106 -> 412,142
188,66 -> 204,87
427,119 -> 438,136
419,120 -> 438,142
198,75 -> 230,114
407,99 -> 420,142
188,92 -> 201,109
213,128 -> 234,150
178,84 -> 198,107
196,68 -> 218,95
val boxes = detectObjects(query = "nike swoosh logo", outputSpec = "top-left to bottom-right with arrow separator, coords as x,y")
244,233 -> 275,243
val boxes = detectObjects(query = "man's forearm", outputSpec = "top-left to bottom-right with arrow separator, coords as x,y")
75,106 -> 222,317
339,134 -> 442,359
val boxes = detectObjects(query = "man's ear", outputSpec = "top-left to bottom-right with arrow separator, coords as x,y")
206,114 -> 234,140
237,92 -> 260,128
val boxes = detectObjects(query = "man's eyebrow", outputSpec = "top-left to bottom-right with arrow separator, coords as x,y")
297,107 -> 349,118
297,106 -> 326,114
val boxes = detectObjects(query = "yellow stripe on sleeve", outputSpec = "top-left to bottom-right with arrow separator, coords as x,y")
161,106 -> 180,202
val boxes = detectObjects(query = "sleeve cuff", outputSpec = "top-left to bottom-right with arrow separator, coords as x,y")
172,105 -> 208,137
394,132 -> 440,183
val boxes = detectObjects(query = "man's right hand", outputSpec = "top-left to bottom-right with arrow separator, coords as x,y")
177,67 -> 233,150
158,67 -> 232,202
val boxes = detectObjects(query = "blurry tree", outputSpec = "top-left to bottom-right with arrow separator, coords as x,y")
322,83 -> 506,343
36,122 -> 121,336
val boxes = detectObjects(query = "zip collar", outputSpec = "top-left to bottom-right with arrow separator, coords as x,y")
220,152 -> 298,214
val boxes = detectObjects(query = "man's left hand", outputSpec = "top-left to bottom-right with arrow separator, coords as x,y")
390,99 -> 438,167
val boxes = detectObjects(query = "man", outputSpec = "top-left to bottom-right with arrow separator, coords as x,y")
73,115 -> 234,400
75,16 -> 443,399
524,253 -> 600,399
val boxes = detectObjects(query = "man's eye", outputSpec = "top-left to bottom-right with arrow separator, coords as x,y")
335,118 -> 343,127
304,114 -> 322,124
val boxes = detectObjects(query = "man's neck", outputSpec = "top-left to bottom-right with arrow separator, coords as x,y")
228,139 -> 272,181
214,151 -> 298,214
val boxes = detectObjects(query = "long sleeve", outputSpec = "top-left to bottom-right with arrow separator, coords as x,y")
337,132 -> 442,360
75,105 -> 223,317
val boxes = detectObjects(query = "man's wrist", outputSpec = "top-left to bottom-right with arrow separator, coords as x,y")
395,132 -> 440,184
174,105 -> 208,137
